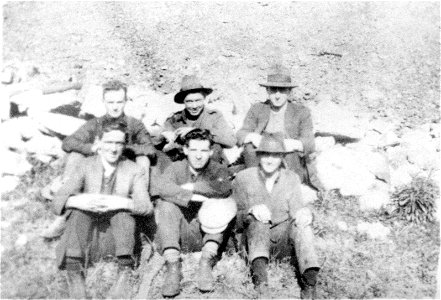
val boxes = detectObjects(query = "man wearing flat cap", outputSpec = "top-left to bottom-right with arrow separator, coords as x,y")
232,132 -> 320,299
156,75 -> 236,172
236,65 -> 323,192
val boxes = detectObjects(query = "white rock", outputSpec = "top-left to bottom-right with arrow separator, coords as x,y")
28,111 -> 86,137
300,184 -> 318,204
142,92 -> 183,132
358,182 -> 390,210
309,100 -> 369,139
0,86 -> 11,121
362,89 -> 385,103
337,221 -> 348,231
401,129 -> 439,170
315,136 -> 336,153
386,146 -> 408,169
223,146 -> 243,165
80,85 -> 106,117
357,221 -> 390,240
390,166 -> 413,190
9,89 -> 43,113
25,134 -> 63,157
0,175 -> 20,193
316,145 -> 376,196
0,150 -> 32,176
14,234 -> 28,248
380,131 -> 400,148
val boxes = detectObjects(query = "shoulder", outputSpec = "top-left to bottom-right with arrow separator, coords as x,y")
288,102 -> 311,115
165,110 -> 185,123
280,168 -> 301,184
164,159 -> 187,174
119,158 -> 144,175
250,102 -> 269,111
235,167 -> 258,183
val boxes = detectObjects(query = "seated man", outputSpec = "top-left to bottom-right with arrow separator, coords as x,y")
232,133 -> 320,299
41,79 -> 155,238
236,65 -> 323,192
156,75 -> 236,172
151,129 -> 234,297
53,120 -> 153,299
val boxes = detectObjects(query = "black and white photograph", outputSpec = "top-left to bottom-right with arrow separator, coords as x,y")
1,1 -> 439,299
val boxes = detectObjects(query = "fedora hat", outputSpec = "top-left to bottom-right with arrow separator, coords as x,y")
174,75 -> 213,104
198,197 -> 237,234
256,132 -> 287,153
259,64 -> 297,88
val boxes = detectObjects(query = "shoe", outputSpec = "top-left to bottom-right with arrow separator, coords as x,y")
300,284 -> 317,299
161,260 -> 182,297
40,215 -> 67,239
108,266 -> 132,299
66,270 -> 87,299
197,257 -> 215,292
251,257 -> 268,287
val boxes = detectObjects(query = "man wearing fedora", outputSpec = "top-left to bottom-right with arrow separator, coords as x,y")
232,132 -> 320,299
236,65 -> 323,192
156,75 -> 236,172
151,128 -> 235,297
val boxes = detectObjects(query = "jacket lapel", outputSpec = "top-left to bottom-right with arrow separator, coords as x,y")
257,103 -> 271,133
88,156 -> 104,193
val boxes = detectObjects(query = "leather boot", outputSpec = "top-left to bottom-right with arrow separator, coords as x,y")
300,268 -> 318,299
251,257 -> 268,287
66,270 -> 87,299
108,266 -> 132,299
197,257 -> 215,292
161,260 -> 182,297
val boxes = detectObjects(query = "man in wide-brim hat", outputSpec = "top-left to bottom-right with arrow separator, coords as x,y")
232,132 -> 320,299
236,64 -> 323,192
156,75 -> 236,172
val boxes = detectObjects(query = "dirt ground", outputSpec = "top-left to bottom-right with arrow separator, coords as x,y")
1,2 -> 440,299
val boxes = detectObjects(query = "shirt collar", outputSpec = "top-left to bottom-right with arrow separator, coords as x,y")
100,156 -> 117,178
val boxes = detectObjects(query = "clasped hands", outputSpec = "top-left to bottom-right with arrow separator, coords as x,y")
244,133 -> 303,152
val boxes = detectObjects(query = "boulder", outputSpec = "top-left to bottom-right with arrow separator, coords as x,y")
358,181 -> 390,210
309,99 -> 370,139
0,117 -> 41,151
300,184 -> 318,204
401,129 -> 439,171
356,221 -> 390,240
0,150 -> 32,176
142,92 -> 183,133
28,111 -> 86,137
25,133 -> 64,158
315,136 -> 336,153
316,145 -> 377,195
390,165 -> 413,190
80,85 -> 106,117
223,146 -> 243,165
0,175 -> 20,194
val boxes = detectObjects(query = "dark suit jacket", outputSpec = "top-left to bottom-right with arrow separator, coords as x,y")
236,101 -> 315,156
53,155 -> 153,216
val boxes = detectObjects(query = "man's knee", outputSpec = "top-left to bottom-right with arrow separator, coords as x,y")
155,201 -> 181,221
294,207 -> 313,228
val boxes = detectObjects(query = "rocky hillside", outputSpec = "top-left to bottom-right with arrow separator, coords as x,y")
3,2 -> 440,128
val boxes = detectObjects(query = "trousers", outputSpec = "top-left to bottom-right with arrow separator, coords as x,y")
241,216 -> 320,275
155,200 -> 225,253
56,209 -> 135,269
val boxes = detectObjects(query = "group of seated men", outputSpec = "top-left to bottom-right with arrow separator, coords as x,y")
47,64 -> 322,299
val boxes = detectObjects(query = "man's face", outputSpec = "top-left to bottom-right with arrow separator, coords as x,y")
103,89 -> 126,118
184,92 -> 205,117
267,87 -> 291,108
259,152 -> 284,175
183,139 -> 213,171
99,130 -> 126,165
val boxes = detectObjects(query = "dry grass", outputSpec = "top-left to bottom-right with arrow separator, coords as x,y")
1,162 -> 439,299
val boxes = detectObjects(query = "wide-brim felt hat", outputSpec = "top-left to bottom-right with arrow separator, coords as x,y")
198,197 -> 237,234
256,132 -> 287,153
259,64 -> 297,88
174,75 -> 213,104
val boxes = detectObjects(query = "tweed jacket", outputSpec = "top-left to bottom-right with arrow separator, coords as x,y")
163,108 -> 236,148
236,101 -> 315,156
62,114 -> 156,158
232,166 -> 305,228
150,159 -> 233,208
53,155 -> 153,216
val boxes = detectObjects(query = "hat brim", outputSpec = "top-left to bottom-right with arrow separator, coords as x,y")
259,82 -> 297,88
256,149 -> 288,154
174,88 -> 213,104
